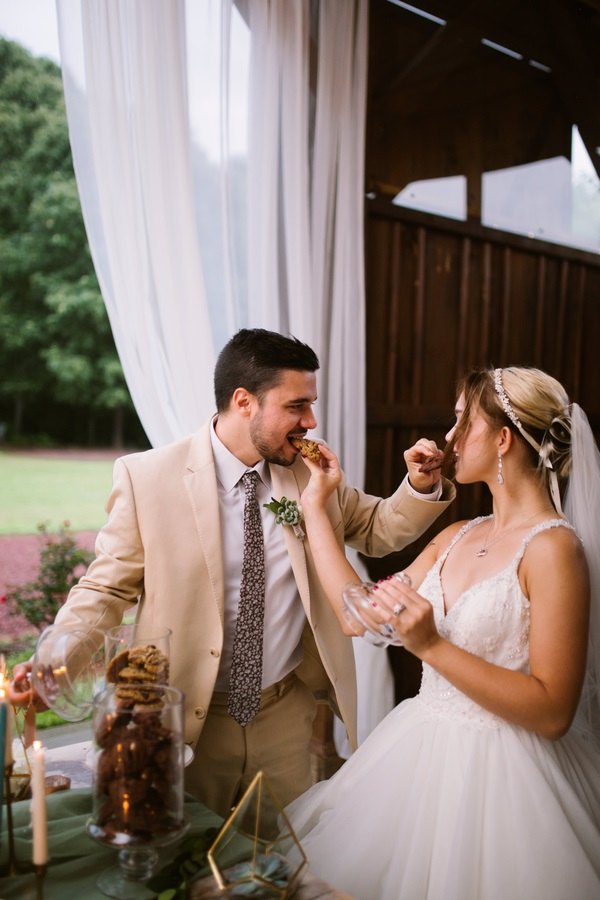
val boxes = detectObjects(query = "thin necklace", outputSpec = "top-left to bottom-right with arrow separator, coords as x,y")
475,509 -> 554,558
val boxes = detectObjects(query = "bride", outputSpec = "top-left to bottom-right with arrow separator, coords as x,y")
284,366 -> 600,900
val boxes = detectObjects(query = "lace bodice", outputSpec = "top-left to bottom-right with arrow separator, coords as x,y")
416,517 -> 573,728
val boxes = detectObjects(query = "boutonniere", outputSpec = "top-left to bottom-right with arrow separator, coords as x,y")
263,496 -> 305,539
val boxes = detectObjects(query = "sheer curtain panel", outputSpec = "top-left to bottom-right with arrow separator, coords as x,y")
56,0 -> 214,448
246,0 -> 368,485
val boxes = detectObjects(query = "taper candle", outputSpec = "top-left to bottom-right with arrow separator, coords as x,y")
0,690 -> 6,766
31,740 -> 48,865
4,699 -> 13,767
0,699 -> 6,820
0,684 -> 14,767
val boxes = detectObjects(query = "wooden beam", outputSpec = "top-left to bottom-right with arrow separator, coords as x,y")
376,0 -> 482,99
541,0 -> 600,178
366,197 -> 600,267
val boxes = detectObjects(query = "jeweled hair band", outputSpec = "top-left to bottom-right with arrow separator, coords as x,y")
493,368 -> 563,513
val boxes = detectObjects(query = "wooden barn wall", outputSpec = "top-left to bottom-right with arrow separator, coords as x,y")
363,198 -> 600,699
363,197 -> 600,572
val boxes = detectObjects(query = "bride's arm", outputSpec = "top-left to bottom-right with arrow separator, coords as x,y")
374,526 -> 589,739
300,446 -> 363,633
300,446 -> 450,634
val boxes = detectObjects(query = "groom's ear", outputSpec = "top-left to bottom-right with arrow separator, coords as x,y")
231,387 -> 256,418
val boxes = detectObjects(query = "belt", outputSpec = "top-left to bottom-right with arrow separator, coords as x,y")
211,671 -> 296,708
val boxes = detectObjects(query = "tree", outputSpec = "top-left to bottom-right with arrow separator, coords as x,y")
43,274 -> 132,445
0,38 -> 144,448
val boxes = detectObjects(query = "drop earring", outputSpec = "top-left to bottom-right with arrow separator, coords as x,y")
497,452 -> 504,485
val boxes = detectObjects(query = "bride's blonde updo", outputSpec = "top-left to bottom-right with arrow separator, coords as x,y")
498,367 -> 571,477
450,366 -> 573,487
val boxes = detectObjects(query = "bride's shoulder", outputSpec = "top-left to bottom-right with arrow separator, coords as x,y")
520,521 -> 589,600
523,520 -> 586,570
527,519 -> 581,549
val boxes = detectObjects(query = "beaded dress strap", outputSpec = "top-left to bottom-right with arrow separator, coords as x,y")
435,516 -> 492,569
434,516 -> 574,574
511,518 -> 575,569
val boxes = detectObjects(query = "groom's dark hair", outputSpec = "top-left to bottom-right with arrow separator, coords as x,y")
214,328 -> 320,412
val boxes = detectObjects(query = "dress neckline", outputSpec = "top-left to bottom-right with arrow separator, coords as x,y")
435,516 -> 570,617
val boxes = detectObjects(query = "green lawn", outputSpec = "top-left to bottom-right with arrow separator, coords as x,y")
0,452 -> 116,534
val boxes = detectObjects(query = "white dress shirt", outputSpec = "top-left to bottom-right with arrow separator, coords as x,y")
210,423 -> 305,692
406,477 -> 442,501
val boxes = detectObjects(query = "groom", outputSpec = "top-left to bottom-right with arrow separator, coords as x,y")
16,328 -> 454,830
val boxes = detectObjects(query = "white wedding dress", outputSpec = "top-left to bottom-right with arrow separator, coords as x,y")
284,519 -> 600,900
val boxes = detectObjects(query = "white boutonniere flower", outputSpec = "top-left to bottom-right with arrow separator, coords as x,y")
263,496 -> 305,539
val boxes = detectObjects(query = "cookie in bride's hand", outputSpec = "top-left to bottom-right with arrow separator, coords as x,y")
290,437 -> 322,462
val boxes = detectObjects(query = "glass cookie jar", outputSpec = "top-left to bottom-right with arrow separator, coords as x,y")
87,683 -> 188,898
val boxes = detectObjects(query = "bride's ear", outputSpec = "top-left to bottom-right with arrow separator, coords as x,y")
498,426 -> 513,453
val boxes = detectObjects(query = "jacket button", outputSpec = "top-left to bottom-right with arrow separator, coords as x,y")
194,707 -> 206,719
210,648 -> 220,658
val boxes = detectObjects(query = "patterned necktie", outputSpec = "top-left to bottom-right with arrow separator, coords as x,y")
228,470 -> 266,726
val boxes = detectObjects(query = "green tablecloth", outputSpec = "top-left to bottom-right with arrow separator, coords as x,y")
0,788 -> 224,899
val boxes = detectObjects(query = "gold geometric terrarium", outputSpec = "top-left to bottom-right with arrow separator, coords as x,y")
207,771 -> 307,898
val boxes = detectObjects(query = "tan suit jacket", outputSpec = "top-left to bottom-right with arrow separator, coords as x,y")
55,420 -> 454,750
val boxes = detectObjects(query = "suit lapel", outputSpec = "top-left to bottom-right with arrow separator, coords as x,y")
181,438 -> 311,626
271,464 -> 311,615
183,423 -> 225,625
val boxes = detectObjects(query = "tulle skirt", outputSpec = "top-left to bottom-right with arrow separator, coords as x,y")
284,697 -> 600,900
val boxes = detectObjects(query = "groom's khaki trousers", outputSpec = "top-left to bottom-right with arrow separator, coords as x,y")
185,672 -> 317,834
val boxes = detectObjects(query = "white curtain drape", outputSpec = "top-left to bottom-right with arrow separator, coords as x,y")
55,0 -> 393,744
56,0 -> 214,448
245,0 -> 368,485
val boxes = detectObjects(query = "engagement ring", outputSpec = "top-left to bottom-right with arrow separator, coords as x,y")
392,603 -> 405,616
380,622 -> 396,639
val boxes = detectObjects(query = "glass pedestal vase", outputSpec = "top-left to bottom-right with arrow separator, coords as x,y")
87,683 -> 189,899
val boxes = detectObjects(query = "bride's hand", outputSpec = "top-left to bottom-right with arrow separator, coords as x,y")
300,443 -> 342,511
372,577 -> 440,658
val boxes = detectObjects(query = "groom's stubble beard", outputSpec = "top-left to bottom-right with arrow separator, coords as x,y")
248,413 -> 295,468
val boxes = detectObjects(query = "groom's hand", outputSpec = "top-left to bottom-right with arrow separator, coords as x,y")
404,438 -> 443,494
